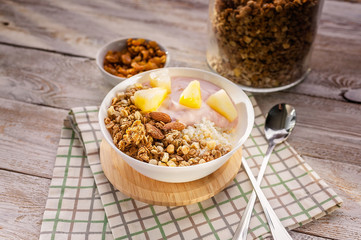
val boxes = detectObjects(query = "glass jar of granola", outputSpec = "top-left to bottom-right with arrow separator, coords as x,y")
206,0 -> 324,90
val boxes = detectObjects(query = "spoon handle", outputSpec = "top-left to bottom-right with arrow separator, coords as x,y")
233,144 -> 275,240
241,158 -> 293,240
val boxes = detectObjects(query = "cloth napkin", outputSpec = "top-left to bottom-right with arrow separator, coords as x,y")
39,95 -> 342,240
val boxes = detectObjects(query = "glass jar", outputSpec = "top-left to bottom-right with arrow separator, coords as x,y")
207,0 -> 324,91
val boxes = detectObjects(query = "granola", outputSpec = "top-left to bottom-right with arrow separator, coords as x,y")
207,0 -> 322,88
104,84 -> 232,167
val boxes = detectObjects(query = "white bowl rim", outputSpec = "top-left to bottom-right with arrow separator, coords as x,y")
96,37 -> 170,81
98,67 -> 254,170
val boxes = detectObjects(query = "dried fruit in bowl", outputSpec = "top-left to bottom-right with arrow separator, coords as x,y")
103,38 -> 167,78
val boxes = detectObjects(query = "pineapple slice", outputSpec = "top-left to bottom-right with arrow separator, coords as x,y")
206,89 -> 238,122
149,69 -> 171,93
134,87 -> 167,112
179,80 -> 202,108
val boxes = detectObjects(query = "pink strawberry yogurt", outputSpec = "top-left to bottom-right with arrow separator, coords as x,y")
157,76 -> 238,130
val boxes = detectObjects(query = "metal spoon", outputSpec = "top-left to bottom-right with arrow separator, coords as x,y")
233,103 -> 296,240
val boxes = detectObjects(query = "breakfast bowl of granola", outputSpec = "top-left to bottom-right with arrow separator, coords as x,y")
99,67 -> 254,183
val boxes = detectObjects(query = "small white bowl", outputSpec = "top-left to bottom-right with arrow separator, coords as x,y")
99,67 -> 254,183
96,37 -> 170,86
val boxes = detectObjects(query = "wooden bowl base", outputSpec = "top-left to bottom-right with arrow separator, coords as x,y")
100,140 -> 242,206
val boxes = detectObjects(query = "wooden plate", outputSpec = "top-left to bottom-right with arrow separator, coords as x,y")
100,140 -> 242,206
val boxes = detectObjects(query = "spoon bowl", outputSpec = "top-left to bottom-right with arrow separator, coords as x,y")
265,103 -> 296,144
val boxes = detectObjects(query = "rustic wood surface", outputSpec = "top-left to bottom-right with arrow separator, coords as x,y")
0,0 -> 360,239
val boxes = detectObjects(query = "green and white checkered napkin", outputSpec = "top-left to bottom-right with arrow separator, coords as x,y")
40,95 -> 342,240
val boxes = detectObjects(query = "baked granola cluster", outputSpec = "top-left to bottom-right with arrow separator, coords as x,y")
208,0 -> 321,88
104,84 -> 232,167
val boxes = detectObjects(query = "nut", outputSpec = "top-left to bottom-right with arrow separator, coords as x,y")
163,122 -> 186,131
156,146 -> 164,152
161,152 -> 169,163
145,123 -> 164,139
149,159 -> 158,165
175,155 -> 183,161
181,145 -> 190,155
207,140 -> 217,150
189,149 -> 197,156
188,158 -> 198,165
183,135 -> 190,142
167,160 -> 177,167
107,106 -> 116,117
179,161 -> 190,167
166,144 -> 175,154
116,92 -> 125,99
199,159 -> 206,164
150,149 -> 158,155
212,149 -> 222,159
191,142 -> 200,149
155,122 -> 165,130
149,112 -> 172,123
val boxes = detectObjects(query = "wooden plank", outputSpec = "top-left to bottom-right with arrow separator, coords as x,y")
1,0 -> 359,58
255,92 -> 361,166
290,231 -> 329,240
288,0 -> 361,100
293,156 -> 361,240
0,44 -> 111,109
1,0 -> 360,101
0,0 -> 208,68
0,170 -> 50,240
0,97 -> 67,178
253,156 -> 361,240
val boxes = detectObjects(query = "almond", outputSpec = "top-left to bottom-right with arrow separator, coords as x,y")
163,122 -> 186,131
149,112 -> 172,123
148,120 -> 156,126
145,123 -> 164,139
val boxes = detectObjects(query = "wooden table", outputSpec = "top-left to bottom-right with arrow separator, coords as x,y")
0,0 -> 360,239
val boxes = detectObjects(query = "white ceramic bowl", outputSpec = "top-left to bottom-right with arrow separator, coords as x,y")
99,67 -> 254,183
96,37 -> 170,86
